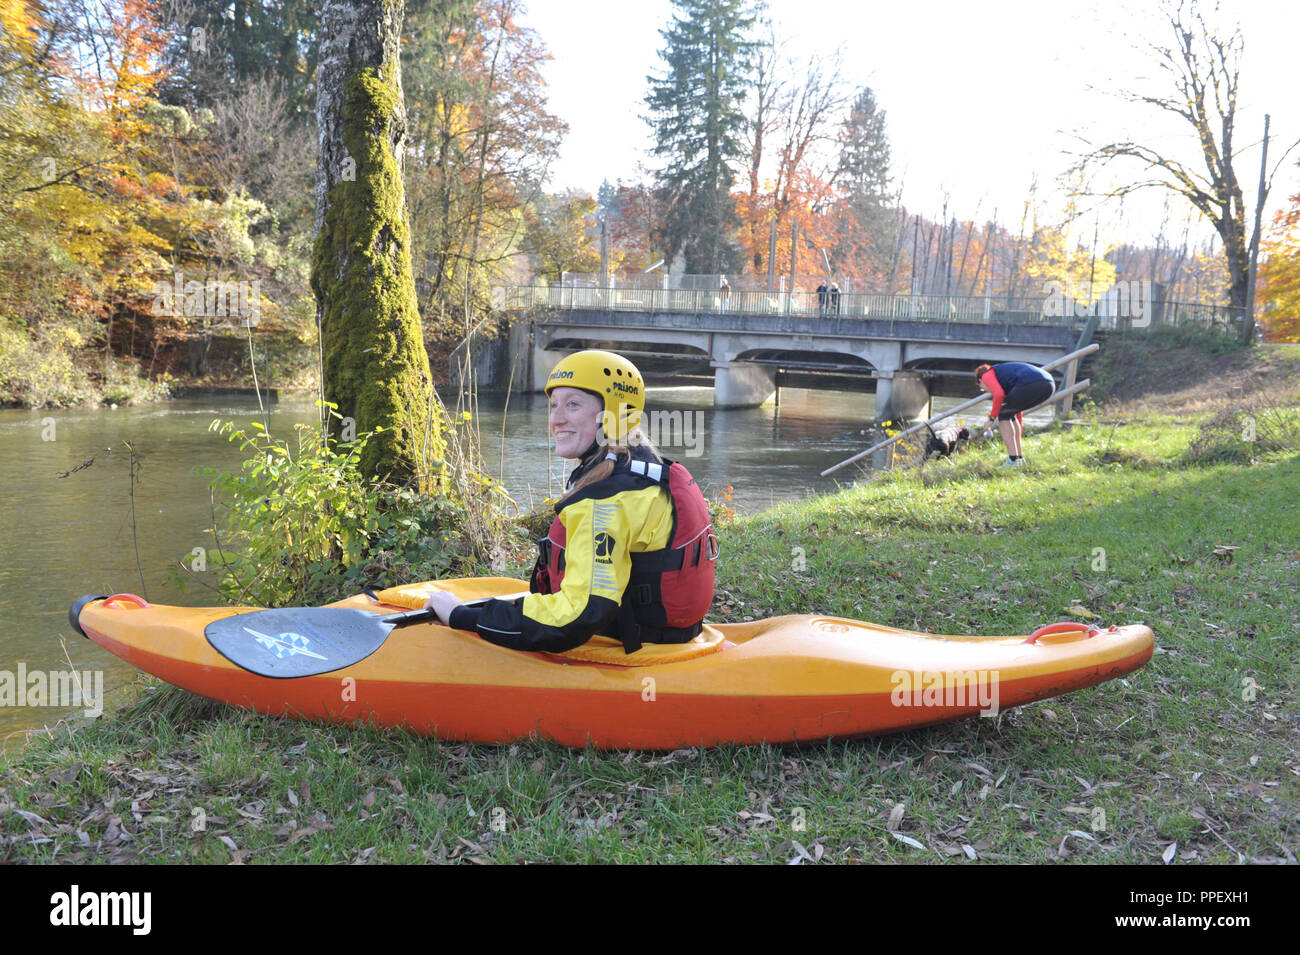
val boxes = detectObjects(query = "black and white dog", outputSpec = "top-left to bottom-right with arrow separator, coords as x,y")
924,424 -> 971,459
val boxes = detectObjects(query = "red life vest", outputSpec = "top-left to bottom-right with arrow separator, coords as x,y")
530,457 -> 718,652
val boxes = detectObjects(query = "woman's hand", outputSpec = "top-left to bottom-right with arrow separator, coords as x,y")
422,589 -> 463,626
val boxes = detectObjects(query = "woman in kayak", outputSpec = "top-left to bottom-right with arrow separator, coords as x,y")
424,350 -> 717,653
973,362 -> 1055,467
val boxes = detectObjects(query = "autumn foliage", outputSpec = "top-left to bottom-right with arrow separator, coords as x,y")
1258,189 -> 1300,343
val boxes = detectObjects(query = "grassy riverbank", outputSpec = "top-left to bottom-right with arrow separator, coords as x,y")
2,340 -> 1297,864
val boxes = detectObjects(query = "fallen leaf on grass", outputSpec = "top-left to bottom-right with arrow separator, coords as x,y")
13,809 -> 49,828
1161,842 -> 1177,864
787,840 -> 814,865
52,764 -> 84,786
891,833 -> 926,850
288,822 -> 333,844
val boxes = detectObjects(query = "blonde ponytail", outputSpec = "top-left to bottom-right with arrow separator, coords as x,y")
558,428 -> 662,503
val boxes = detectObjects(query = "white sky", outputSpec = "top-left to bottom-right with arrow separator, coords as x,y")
519,0 -> 1300,250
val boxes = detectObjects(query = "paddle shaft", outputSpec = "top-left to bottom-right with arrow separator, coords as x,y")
382,591 -> 532,625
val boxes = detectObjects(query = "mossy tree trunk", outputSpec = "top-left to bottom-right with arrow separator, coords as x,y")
312,0 -> 443,488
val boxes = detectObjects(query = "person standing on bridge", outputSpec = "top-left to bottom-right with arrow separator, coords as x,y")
974,362 -> 1055,467
719,275 -> 732,312
829,282 -> 841,316
423,350 -> 718,655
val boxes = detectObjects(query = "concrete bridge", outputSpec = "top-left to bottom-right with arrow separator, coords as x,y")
477,285 -> 1100,423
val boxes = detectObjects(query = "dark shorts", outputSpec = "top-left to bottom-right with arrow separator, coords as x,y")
998,378 -> 1054,420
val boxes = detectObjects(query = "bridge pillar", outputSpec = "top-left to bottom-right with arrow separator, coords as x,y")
874,370 -> 931,425
532,339 -> 569,392
712,361 -> 776,408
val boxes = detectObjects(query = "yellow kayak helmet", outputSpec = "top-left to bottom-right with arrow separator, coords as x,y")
545,349 -> 645,441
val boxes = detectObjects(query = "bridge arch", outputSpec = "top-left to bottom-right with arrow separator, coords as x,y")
514,301 -> 1079,418
535,335 -> 713,388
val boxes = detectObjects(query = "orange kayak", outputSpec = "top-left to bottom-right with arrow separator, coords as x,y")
71,578 -> 1154,749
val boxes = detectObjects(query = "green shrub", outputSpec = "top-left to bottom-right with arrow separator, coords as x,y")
191,406 -> 484,607
0,319 -> 94,407
1093,445 -> 1165,470
1145,323 -> 1247,355
0,319 -> 170,407
98,355 -> 170,405
1185,406 -> 1300,465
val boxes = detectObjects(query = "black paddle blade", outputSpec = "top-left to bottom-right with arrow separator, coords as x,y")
205,607 -> 406,678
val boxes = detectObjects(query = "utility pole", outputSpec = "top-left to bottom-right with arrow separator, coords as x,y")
1244,113 -> 1270,344
787,219 -> 798,314
767,218 -> 777,293
599,216 -> 609,287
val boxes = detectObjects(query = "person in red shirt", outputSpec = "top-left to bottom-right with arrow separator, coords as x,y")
973,362 -> 1055,467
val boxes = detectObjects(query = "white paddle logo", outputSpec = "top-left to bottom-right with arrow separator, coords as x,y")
244,627 -> 328,661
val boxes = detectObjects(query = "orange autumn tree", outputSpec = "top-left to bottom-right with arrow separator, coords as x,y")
61,0 -> 197,344
0,0 -> 235,404
73,0 -> 168,136
1258,187 -> 1300,342
0,0 -> 176,327
735,168 -> 839,284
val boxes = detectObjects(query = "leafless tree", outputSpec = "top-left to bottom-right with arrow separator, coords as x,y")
1073,0 -> 1298,340
740,29 -> 848,275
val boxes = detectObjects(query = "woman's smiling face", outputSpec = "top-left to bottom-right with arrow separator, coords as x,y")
548,386 -> 604,459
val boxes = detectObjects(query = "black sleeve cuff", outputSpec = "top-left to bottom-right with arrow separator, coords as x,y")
448,604 -> 482,632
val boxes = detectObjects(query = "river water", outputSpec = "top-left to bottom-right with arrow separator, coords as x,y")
0,385 -> 1022,745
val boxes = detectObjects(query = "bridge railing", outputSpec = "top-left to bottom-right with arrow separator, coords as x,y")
496,285 -> 1073,327
494,284 -> 1245,334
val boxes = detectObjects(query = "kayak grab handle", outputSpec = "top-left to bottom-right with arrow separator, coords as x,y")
68,593 -> 148,639
1023,621 -> 1119,645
